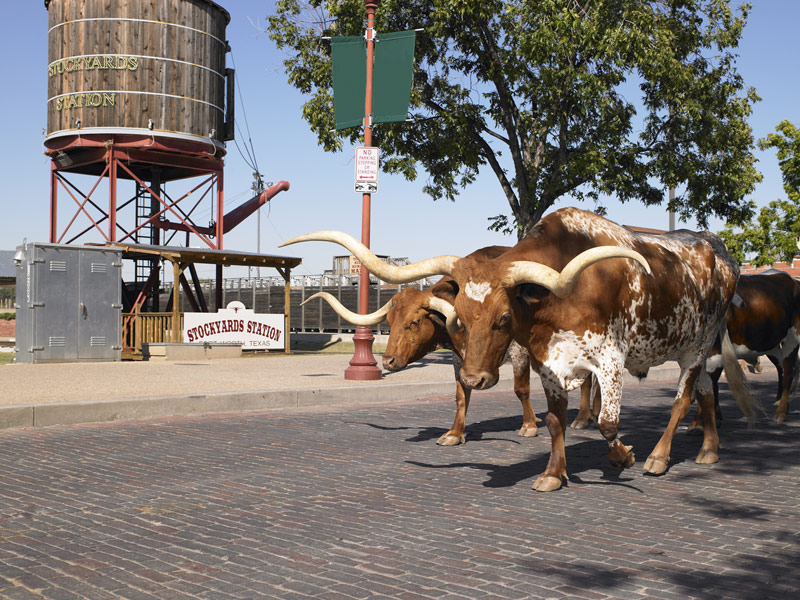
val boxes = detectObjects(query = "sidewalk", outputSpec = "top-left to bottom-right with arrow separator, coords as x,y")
0,349 -> 684,431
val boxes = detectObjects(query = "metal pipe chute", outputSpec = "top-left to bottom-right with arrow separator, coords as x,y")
155,180 -> 290,235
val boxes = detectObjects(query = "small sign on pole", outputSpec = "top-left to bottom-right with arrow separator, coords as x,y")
355,146 -> 379,193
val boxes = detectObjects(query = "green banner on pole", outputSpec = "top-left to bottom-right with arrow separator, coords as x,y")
330,31 -> 416,130
373,30 -> 416,125
331,36 -> 367,130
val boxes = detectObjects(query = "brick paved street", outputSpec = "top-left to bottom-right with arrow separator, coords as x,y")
0,373 -> 798,599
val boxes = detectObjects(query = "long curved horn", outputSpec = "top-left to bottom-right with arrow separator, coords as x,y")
426,296 -> 461,336
502,246 -> 651,298
301,292 -> 392,326
279,231 -> 459,284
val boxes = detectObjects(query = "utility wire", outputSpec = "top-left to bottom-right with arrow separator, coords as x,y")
229,49 -> 262,180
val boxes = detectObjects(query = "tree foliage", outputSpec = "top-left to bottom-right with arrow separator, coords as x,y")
268,0 -> 761,238
719,120 -> 800,265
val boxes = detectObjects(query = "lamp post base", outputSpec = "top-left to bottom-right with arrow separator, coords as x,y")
345,325 -> 382,380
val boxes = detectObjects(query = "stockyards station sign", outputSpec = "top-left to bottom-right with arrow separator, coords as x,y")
183,301 -> 285,350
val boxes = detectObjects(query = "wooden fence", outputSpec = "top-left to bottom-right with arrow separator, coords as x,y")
121,312 -> 183,359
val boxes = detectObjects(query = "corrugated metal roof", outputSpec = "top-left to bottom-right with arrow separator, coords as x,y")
0,251 -> 16,277
106,243 -> 302,269
0,250 -> 16,284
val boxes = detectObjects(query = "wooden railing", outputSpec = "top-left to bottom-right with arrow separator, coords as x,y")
121,312 -> 184,359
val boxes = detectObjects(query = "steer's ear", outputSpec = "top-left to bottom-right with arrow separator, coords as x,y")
432,279 -> 459,303
517,283 -> 550,305
427,311 -> 446,329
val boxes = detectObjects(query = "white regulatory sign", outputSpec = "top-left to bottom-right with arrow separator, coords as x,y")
355,146 -> 379,192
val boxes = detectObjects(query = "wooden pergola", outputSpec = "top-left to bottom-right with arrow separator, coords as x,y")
107,243 -> 301,356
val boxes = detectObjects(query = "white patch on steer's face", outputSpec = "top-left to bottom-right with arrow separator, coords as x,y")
465,280 -> 492,303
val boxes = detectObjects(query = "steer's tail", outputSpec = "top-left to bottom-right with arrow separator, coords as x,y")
720,327 -> 761,423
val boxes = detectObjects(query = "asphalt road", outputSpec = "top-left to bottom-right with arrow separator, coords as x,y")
0,372 -> 797,600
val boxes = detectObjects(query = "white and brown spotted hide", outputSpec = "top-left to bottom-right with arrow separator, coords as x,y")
449,208 -> 740,491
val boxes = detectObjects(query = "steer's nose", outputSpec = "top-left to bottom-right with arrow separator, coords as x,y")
382,355 -> 405,372
459,371 -> 498,390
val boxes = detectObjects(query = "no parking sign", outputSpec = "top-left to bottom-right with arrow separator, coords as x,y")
355,146 -> 379,192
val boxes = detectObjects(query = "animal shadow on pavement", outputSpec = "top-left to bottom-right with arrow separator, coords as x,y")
405,434 -> 639,491
404,377 -> 799,490
381,353 -> 454,373
403,415 -> 525,444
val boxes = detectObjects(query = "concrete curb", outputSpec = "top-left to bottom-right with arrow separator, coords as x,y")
0,379 -> 519,431
0,363 -> 686,431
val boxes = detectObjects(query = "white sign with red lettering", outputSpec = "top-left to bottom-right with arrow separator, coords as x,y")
183,301 -> 285,350
355,146 -> 379,192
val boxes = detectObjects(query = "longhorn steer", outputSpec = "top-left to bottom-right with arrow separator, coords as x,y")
704,270 -> 800,423
303,252 -> 541,445
281,208 -> 754,492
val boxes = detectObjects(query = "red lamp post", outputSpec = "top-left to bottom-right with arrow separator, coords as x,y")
345,0 -> 383,380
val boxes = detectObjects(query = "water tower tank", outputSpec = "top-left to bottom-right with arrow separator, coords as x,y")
45,0 -> 233,155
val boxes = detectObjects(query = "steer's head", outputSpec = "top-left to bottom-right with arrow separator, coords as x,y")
299,282 -> 459,373
449,256 -> 518,390
449,245 -> 653,390
382,281 -> 458,371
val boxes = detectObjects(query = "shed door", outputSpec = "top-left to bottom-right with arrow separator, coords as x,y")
77,251 -> 121,360
33,246 -> 79,362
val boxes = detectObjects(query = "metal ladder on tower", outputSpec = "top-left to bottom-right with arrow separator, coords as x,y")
134,181 -> 161,310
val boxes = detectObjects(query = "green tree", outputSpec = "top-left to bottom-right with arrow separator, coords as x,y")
268,0 -> 761,238
720,120 -> 800,265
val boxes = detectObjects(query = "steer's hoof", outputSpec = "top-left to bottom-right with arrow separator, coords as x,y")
774,412 -> 787,424
570,418 -> 590,430
436,433 -> 465,446
644,455 -> 669,475
518,424 -> 539,437
532,474 -> 563,492
609,440 -> 635,470
695,448 -> 719,464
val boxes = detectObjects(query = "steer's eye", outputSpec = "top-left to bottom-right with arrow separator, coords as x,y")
409,320 -> 420,330
493,312 -> 511,329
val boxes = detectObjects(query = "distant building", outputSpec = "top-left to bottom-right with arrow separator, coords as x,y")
328,254 -> 395,276
323,254 -> 431,286
740,258 -> 800,278
0,250 -> 16,287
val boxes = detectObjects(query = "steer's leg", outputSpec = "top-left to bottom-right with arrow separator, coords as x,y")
532,381 -> 568,492
774,347 -> 798,423
644,365 -> 700,475
570,376 -> 596,430
766,354 -> 783,403
693,369 -> 720,464
437,380 -> 470,446
593,366 -> 635,470
513,355 -> 539,437
688,366 -> 722,431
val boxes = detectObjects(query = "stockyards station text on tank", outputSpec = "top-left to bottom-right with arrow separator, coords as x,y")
183,302 -> 284,350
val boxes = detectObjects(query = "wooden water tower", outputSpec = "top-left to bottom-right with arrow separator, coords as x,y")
43,0 -> 240,311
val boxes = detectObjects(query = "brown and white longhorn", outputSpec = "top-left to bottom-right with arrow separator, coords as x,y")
283,208 -> 756,492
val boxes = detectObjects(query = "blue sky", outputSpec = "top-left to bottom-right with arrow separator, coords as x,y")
0,1 -> 797,279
